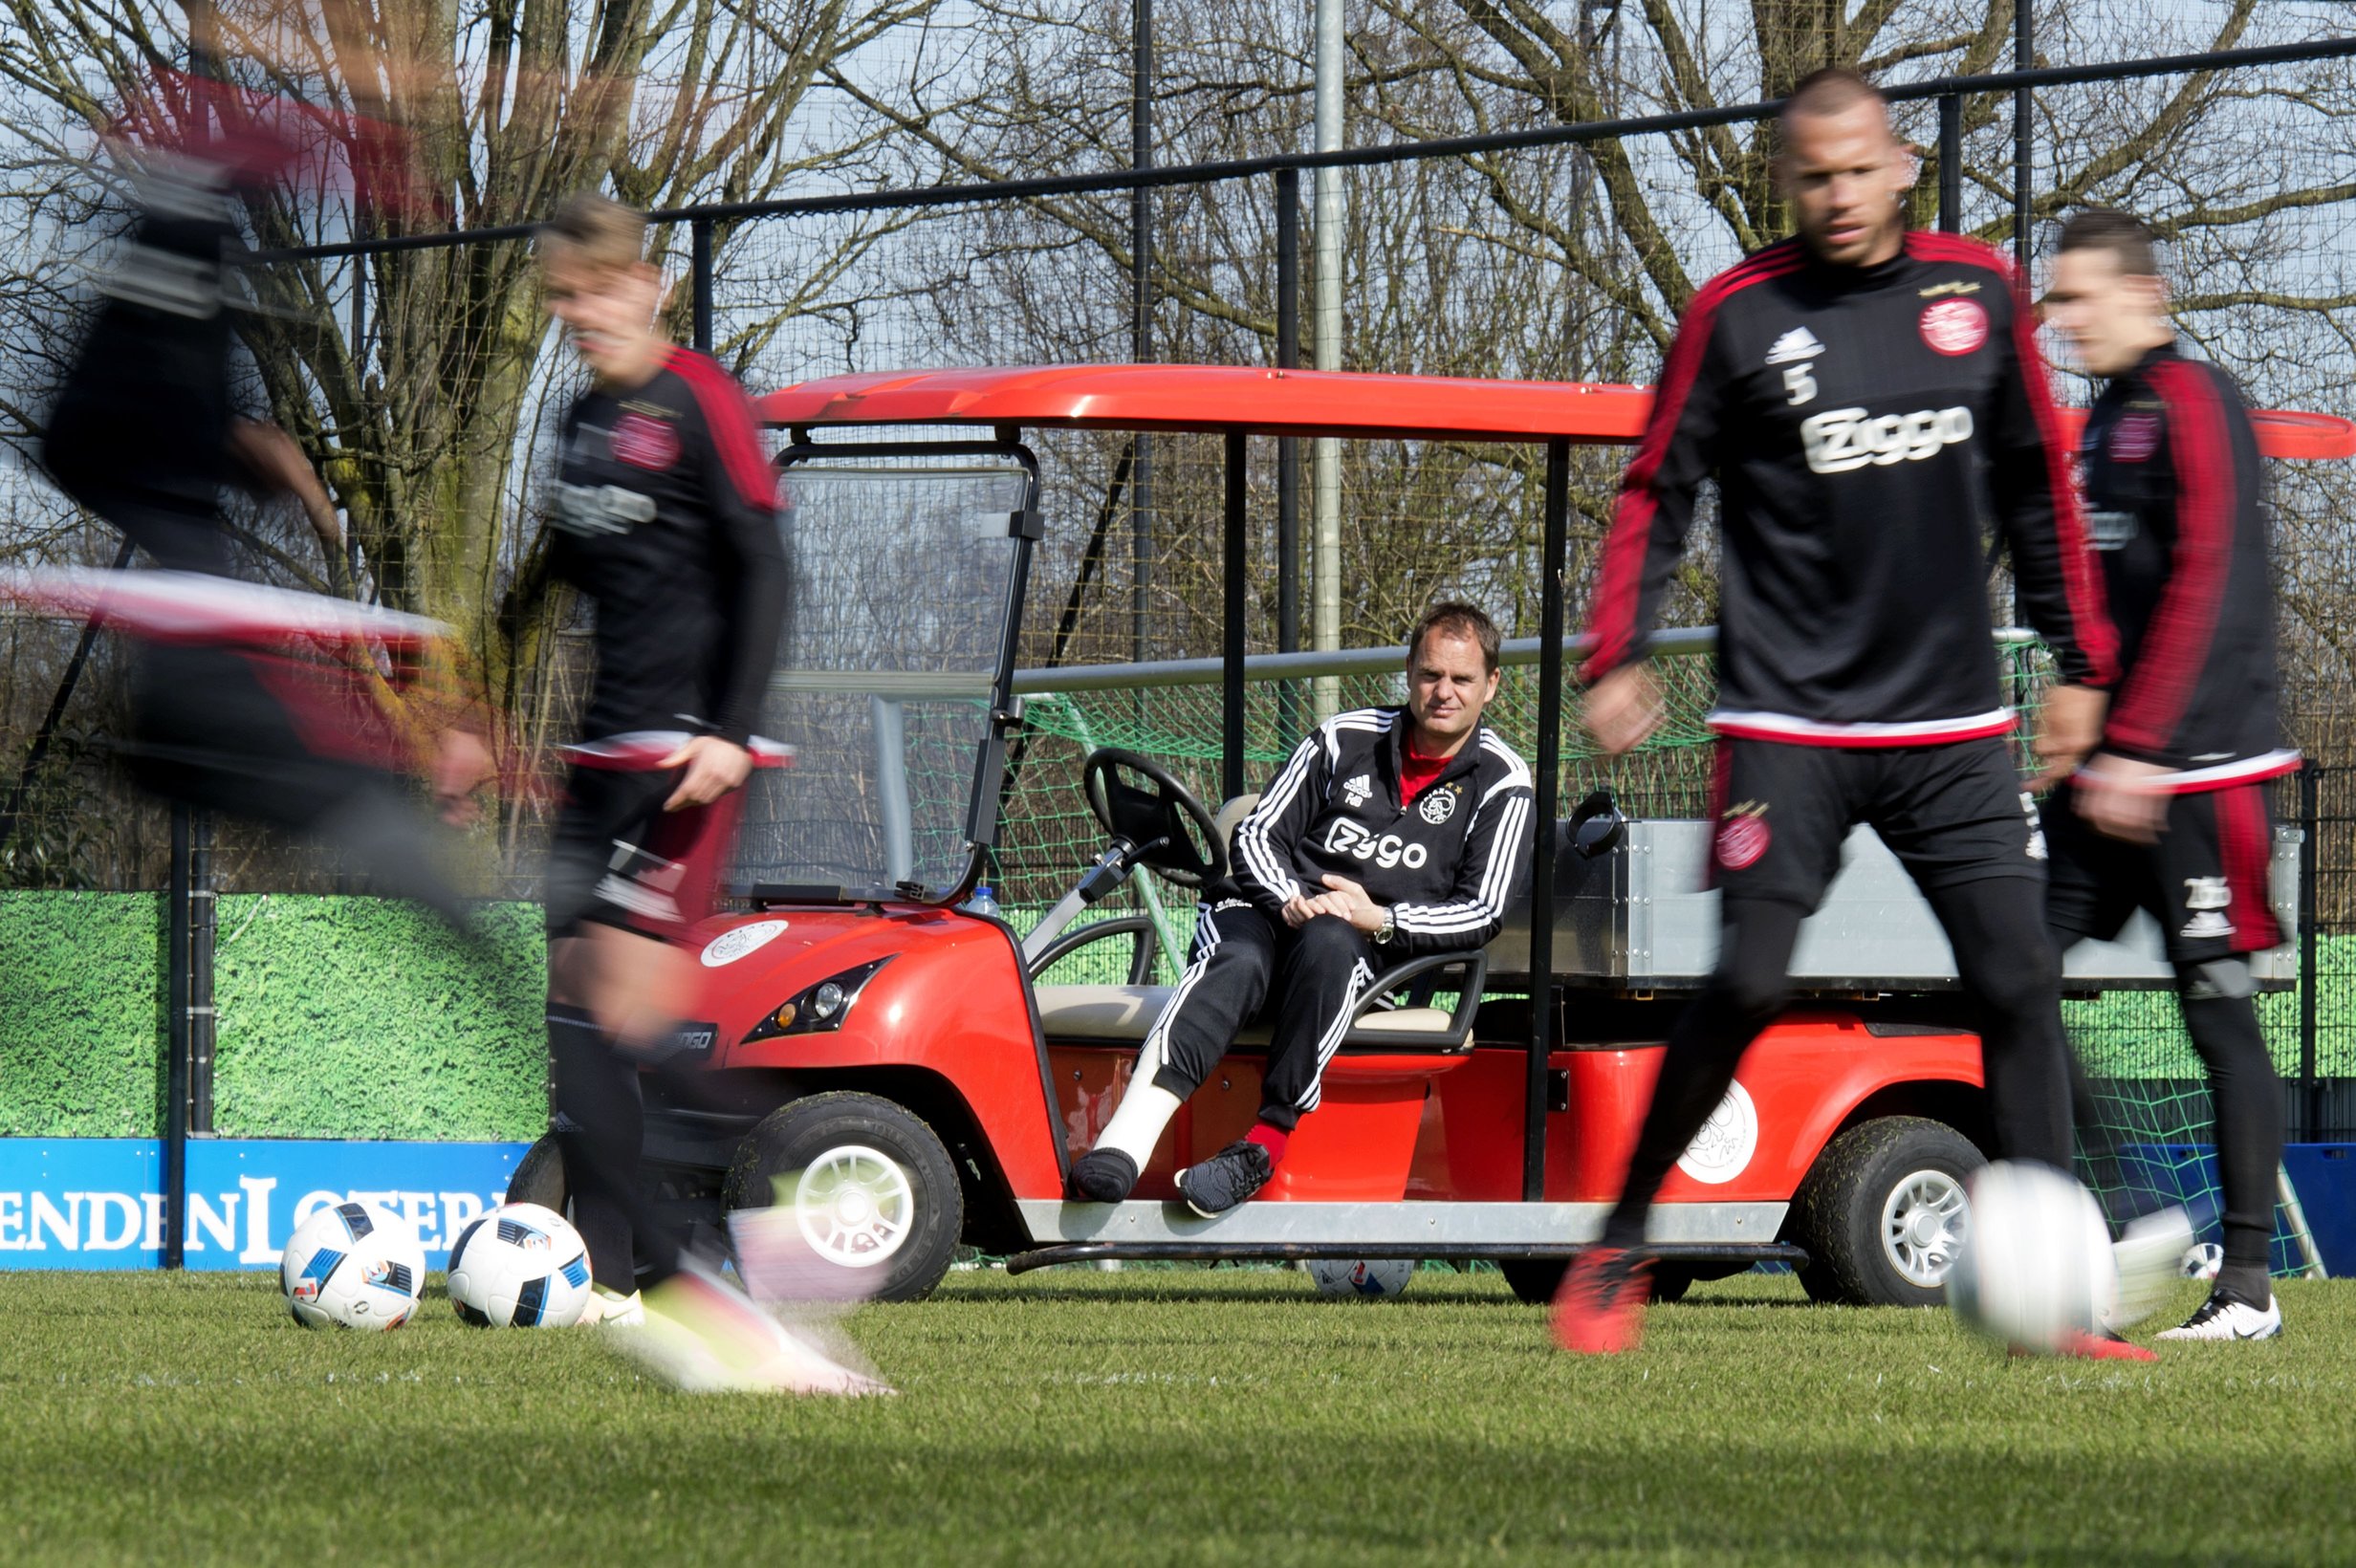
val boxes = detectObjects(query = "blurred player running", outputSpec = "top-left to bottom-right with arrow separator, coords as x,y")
1557,69 -> 2133,1359
2041,209 -> 2295,1343
37,33 -> 480,920
503,193 -> 883,1393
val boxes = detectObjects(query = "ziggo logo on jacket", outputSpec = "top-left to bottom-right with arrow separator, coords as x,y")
1324,817 -> 1430,869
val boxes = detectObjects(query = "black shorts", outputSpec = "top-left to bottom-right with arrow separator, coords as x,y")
2045,780 -> 2281,962
1707,735 -> 2044,909
544,761 -> 742,944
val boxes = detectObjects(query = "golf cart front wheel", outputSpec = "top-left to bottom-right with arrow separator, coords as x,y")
723,1092 -> 964,1303
1788,1116 -> 1982,1307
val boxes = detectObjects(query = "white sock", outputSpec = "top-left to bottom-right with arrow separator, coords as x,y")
1095,1080 -> 1184,1168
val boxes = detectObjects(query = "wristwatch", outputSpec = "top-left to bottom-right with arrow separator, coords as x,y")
1372,910 -> 1396,947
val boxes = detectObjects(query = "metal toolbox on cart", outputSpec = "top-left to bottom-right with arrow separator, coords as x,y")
1486,818 -> 2301,992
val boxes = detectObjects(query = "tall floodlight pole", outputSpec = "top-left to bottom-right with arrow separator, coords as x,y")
1132,0 -> 1154,665
1310,0 -> 1345,719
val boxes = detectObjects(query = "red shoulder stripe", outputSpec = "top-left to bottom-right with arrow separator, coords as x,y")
1904,231 -> 2017,280
2106,359 -> 2237,753
1581,249 -> 1806,680
665,346 -> 776,511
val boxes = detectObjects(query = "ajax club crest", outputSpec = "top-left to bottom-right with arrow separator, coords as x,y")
1418,788 -> 1457,825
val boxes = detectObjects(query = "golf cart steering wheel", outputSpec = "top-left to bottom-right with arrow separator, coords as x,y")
1080,748 -> 1226,890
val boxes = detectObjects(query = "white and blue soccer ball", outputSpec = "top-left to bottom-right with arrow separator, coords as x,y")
2181,1242 -> 2226,1281
1306,1258 -> 1416,1299
446,1202 -> 595,1328
280,1200 -> 426,1331
1947,1161 -> 2119,1350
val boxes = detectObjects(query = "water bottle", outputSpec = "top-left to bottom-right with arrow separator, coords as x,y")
963,883 -> 1003,920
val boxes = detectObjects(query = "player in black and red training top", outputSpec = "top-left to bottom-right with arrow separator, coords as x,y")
1554,70 -> 2137,1360
39,38 -> 477,919
511,194 -> 875,1393
2042,209 -> 2295,1344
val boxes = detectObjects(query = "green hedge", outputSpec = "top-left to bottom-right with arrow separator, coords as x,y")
0,892 -> 167,1136
0,891 -> 2351,1139
211,896 -> 547,1140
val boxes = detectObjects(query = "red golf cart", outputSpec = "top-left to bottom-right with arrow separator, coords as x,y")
508,365 -> 2340,1307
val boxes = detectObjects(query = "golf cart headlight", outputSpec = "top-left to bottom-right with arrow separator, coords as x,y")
742,958 -> 891,1043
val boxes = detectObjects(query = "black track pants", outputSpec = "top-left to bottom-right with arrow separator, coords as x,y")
2180,991 -> 2282,1291
1145,902 -> 1376,1131
1603,879 -> 2072,1249
549,1006 -> 684,1291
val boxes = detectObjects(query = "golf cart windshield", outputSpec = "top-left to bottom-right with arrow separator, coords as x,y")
730,446 -> 1036,903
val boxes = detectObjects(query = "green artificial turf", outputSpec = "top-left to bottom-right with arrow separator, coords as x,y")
1,1268 -> 2351,1566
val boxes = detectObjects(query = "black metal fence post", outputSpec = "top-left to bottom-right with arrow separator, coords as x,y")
1130,0 -> 1154,666
690,217 -> 714,354
1937,95 -> 1963,232
1275,166 -> 1302,749
2301,766 -> 2322,1143
163,803 -> 191,1270
2014,1 -> 2034,264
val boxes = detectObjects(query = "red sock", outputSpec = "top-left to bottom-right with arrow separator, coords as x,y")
1247,1122 -> 1289,1167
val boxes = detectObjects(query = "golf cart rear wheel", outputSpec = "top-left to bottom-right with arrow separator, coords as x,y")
1496,1259 -> 1691,1305
509,1133 -> 567,1210
1788,1116 -> 1982,1308
723,1092 -> 963,1303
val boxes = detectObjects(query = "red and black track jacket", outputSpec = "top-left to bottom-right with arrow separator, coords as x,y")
1581,232 -> 2116,745
1225,708 -> 1535,958
551,346 -> 790,748
2081,341 -> 2295,789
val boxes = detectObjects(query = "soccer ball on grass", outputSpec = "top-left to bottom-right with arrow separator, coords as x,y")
280,1201 -> 425,1331
446,1202 -> 595,1327
1946,1161 -> 2118,1351
1305,1258 -> 1416,1298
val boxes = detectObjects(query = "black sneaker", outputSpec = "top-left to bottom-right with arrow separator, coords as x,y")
1174,1140 -> 1272,1217
1066,1147 -> 1138,1204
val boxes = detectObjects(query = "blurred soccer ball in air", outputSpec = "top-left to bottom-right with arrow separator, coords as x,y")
1306,1258 -> 1415,1298
1946,1161 -> 2118,1351
2180,1242 -> 2225,1282
280,1200 -> 426,1331
446,1202 -> 595,1327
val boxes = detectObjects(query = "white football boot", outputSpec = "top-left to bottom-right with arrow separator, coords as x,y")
2105,1208 -> 2194,1330
2155,1291 -> 2283,1343
574,1285 -> 644,1327
611,1257 -> 892,1395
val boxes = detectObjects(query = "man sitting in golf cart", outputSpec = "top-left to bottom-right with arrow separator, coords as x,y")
1066,602 -> 1536,1214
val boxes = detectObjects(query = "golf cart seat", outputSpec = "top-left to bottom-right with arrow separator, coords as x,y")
1033,952 -> 1484,1052
1032,790 -> 1490,1054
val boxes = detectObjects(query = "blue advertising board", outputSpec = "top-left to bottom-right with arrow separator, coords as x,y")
0,1139 -> 534,1270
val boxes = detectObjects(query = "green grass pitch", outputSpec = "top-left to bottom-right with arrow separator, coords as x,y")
4,1268 -> 2352,1566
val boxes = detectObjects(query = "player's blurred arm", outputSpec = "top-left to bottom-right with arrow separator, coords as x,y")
1577,294 -> 1728,755
665,364 -> 787,810
1984,283 -> 2118,788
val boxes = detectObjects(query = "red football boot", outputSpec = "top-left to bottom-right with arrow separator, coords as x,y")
1551,1248 -> 1652,1356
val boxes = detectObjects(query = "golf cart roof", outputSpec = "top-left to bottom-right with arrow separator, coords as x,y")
756,365 -> 1653,444
754,364 -> 2356,459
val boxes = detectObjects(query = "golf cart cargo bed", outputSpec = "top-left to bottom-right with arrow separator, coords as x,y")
1485,819 -> 2301,992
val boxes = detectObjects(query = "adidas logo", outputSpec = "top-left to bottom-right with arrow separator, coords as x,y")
1766,327 -> 1825,365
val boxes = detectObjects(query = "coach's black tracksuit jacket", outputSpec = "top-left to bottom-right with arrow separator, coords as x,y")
1581,231 -> 2117,743
2080,341 -> 2292,788
1223,706 -> 1536,957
